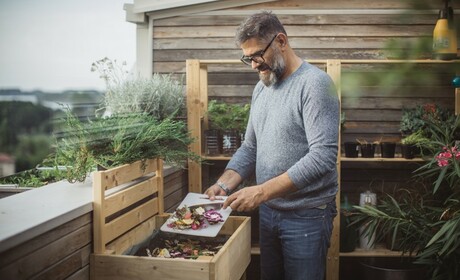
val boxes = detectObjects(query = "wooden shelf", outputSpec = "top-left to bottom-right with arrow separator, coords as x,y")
339,244 -> 411,257
340,157 -> 425,162
203,155 -> 232,161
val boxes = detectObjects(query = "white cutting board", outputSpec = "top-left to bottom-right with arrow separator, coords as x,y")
160,192 -> 232,237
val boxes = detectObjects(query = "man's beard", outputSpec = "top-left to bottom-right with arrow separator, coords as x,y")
258,48 -> 286,87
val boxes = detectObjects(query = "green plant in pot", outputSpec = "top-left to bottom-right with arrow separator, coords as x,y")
91,57 -> 186,120
50,111 -> 200,183
352,115 -> 460,280
47,58 -> 200,183
400,130 -> 430,159
206,100 -> 249,155
400,103 -> 451,137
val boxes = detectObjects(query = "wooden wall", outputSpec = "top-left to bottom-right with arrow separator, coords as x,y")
151,0 -> 459,205
0,168 -> 187,280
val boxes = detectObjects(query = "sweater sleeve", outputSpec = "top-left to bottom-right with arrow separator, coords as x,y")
287,73 -> 339,191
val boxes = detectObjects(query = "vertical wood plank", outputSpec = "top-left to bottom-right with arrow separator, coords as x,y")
93,171 -> 105,254
326,60 -> 341,280
455,88 -> 459,116
187,59 -> 203,193
157,158 -> 164,214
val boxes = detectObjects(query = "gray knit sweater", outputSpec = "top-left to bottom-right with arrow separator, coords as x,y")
226,62 -> 339,210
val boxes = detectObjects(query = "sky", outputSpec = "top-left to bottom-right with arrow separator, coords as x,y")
0,0 -> 136,92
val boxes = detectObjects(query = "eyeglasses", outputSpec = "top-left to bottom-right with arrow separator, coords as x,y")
240,34 -> 278,66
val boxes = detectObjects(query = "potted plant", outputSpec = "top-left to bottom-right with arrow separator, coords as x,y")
352,115 -> 460,280
91,57 -> 186,120
49,111 -> 200,183
206,100 -> 248,156
400,103 -> 451,137
400,130 -> 430,159
356,139 -> 379,158
46,58 -> 200,183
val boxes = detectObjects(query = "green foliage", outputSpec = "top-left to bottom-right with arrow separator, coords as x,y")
50,110 -> 201,183
91,57 -> 185,119
0,101 -> 54,153
207,100 -> 250,131
353,115 -> 460,280
0,167 -> 66,188
14,134 -> 53,171
400,103 -> 452,136
400,130 -> 430,146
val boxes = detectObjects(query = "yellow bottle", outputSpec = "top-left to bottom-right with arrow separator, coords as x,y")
433,2 -> 457,60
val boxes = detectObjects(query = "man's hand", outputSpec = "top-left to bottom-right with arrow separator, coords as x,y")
204,184 -> 227,200
223,185 -> 266,212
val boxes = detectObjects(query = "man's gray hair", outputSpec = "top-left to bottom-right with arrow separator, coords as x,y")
235,11 -> 287,47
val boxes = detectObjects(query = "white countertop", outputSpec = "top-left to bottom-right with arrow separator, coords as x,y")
0,165 -> 178,253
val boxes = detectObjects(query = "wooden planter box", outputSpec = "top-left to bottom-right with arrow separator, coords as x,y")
90,158 -> 251,280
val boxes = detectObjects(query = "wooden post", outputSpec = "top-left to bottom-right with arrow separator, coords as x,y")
186,59 -> 203,193
326,59 -> 341,280
456,88 -> 459,115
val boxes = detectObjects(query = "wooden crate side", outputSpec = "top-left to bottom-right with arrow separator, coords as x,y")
105,215 -> 168,255
213,217 -> 251,280
103,198 -> 159,245
97,158 -> 158,191
104,176 -> 159,217
93,158 -> 163,254
90,254 -> 211,280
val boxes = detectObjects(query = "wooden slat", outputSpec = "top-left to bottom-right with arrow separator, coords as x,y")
0,213 -> 91,267
105,215 -> 163,255
90,254 -> 211,280
93,158 -> 163,254
33,244 -> 91,280
187,60 -> 204,193
103,198 -> 159,246
104,176 -> 159,217
456,88 -> 460,115
0,224 -> 91,280
97,158 -> 158,191
153,25 -> 432,39
153,14 -> 436,26
235,0 -> 449,9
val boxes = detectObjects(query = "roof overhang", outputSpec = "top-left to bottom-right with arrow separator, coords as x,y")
124,0 -> 277,22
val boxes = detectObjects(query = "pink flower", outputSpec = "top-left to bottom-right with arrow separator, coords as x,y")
435,146 -> 460,167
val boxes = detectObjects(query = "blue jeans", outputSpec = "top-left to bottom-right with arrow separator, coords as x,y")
259,201 -> 337,280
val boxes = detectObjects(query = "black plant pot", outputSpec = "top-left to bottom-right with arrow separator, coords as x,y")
360,258 -> 428,280
360,143 -> 376,158
401,144 -> 416,159
380,142 -> 396,158
340,212 -> 358,252
204,129 -> 222,155
344,142 -> 360,158
221,129 -> 239,156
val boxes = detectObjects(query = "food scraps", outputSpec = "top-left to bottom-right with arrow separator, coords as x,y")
167,205 -> 224,230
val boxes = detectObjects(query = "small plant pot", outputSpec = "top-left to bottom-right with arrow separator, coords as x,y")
221,129 -> 239,156
344,142 -> 360,158
380,142 -> 396,158
340,211 -> 358,252
204,129 -> 222,156
401,144 -> 416,159
360,143 -> 376,158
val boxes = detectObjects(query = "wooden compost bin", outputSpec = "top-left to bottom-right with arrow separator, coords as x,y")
90,158 -> 251,280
